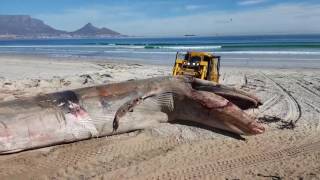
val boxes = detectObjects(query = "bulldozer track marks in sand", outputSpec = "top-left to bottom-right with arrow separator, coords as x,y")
295,78 -> 320,98
260,73 -> 301,126
7,135 -> 318,180
142,139 -> 320,179
258,94 -> 283,113
0,135 -> 188,178
295,85 -> 320,114
294,78 -> 320,107
243,74 -> 281,114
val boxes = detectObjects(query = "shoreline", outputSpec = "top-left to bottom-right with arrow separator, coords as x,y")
1,53 -> 320,71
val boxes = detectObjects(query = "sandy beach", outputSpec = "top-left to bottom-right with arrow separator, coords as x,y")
0,55 -> 319,179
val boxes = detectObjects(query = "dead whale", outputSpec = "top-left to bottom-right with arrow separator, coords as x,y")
0,76 -> 264,154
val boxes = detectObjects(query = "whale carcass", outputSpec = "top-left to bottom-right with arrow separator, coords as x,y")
0,76 -> 265,154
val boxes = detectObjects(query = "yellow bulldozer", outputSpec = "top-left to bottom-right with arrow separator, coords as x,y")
172,51 -> 221,83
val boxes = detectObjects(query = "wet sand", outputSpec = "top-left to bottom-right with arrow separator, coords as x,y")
0,55 -> 319,179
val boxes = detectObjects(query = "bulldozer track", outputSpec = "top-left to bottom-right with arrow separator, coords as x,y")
143,139 -> 320,179
0,135 -> 187,178
294,78 -> 320,111
258,94 -> 283,113
295,78 -> 320,98
99,132 -> 320,179
305,102 -> 320,113
260,73 -> 301,124
245,73 -> 281,114
292,78 -> 320,131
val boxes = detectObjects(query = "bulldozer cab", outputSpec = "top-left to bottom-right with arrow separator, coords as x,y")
172,51 -> 220,83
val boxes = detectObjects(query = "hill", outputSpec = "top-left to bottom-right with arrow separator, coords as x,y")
0,15 -> 122,39
0,15 -> 66,36
71,23 -> 120,37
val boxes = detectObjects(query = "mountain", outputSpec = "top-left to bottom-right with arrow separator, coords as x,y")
0,15 -> 66,36
0,15 -> 122,39
71,23 -> 121,36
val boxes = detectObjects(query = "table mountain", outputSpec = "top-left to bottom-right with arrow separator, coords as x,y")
0,15 -> 122,39
0,15 -> 66,36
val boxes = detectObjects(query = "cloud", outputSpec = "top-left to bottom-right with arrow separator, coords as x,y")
35,5 -> 143,31
185,5 -> 203,11
36,3 -> 320,36
238,0 -> 267,6
115,3 -> 320,36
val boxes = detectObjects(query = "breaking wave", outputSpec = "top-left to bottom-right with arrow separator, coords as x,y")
218,51 -> 320,55
144,45 -> 222,50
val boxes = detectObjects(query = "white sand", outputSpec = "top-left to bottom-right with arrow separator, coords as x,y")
0,55 -> 319,179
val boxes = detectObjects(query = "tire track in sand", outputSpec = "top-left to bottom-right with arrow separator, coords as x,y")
244,73 -> 282,114
295,78 -> 320,98
258,94 -> 283,113
294,78 -> 320,113
260,73 -> 301,125
141,139 -> 320,179
0,134 -> 188,178
290,77 -> 320,132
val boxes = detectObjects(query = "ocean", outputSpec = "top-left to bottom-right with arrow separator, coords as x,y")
1,35 -> 320,68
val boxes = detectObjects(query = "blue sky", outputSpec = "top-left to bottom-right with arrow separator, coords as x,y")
1,0 -> 320,36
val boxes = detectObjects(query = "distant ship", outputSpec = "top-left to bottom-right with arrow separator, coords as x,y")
184,34 -> 196,37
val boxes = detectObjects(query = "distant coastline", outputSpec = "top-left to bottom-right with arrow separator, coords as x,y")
0,15 -> 124,40
0,34 -> 128,40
